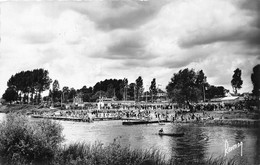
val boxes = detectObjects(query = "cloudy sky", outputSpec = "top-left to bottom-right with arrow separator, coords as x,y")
0,0 -> 259,96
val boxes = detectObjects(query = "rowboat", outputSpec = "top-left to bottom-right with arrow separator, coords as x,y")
158,132 -> 184,137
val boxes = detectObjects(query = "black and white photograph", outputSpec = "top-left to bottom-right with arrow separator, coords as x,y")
0,0 -> 259,164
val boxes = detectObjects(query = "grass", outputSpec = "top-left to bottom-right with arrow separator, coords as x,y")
55,142 -> 237,165
0,114 -> 238,165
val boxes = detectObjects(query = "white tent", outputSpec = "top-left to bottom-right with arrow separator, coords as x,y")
221,96 -> 239,103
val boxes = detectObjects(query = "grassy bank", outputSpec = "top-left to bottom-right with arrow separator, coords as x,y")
0,104 -> 56,114
0,114 -> 238,165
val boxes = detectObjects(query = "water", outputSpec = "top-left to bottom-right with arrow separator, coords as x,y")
0,113 -> 259,164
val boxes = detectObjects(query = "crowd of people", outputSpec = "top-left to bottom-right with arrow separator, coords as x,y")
59,101 -> 247,112
33,100 -> 250,123
33,106 -> 218,124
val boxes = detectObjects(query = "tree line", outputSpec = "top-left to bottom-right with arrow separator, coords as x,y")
2,64 -> 260,105
2,69 -> 52,104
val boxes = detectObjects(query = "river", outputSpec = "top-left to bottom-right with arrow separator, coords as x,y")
0,113 -> 259,164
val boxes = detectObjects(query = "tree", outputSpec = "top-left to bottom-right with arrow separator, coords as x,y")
135,76 -> 143,102
196,70 -> 206,101
32,69 -> 52,104
52,80 -> 60,91
205,85 -> 227,100
149,78 -> 157,102
79,86 -> 92,102
68,88 -> 76,102
91,90 -> 106,101
166,68 -> 204,104
128,83 -> 136,101
62,86 -> 70,103
50,80 -> 60,103
2,86 -> 18,104
122,78 -> 128,101
93,79 -> 124,100
106,84 -> 115,98
6,69 -> 52,104
251,64 -> 260,96
231,68 -> 243,94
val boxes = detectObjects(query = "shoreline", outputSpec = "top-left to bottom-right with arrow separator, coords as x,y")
1,104 -> 259,128
204,118 -> 260,127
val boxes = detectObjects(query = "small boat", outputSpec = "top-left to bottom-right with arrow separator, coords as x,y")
158,132 -> 184,137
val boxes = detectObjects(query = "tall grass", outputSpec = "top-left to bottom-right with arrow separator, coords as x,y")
57,142 -> 237,165
57,141 -> 167,165
0,114 -> 64,165
0,114 -> 237,165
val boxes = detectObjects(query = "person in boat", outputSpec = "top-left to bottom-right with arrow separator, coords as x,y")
159,128 -> 164,134
172,116 -> 175,123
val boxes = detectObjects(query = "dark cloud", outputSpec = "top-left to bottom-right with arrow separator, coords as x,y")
238,0 -> 260,29
70,0 -> 169,31
178,0 -> 260,51
179,28 -> 260,50
245,29 -> 260,47
239,0 -> 260,12
157,48 -> 211,69
107,36 -> 147,59
238,0 -> 260,47
96,2 -> 163,30
178,29 -> 244,48
93,34 -> 155,60
107,1 -> 128,9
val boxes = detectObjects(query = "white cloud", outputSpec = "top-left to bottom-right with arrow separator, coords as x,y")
0,0 -> 259,97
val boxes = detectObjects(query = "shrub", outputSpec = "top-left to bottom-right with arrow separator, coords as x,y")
0,114 -> 64,165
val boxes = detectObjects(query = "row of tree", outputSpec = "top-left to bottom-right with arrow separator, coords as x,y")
3,69 -> 52,104
2,64 -> 260,105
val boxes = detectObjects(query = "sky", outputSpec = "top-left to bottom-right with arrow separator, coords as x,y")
0,0 -> 260,96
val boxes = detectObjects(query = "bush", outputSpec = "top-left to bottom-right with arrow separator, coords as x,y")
0,114 -> 64,165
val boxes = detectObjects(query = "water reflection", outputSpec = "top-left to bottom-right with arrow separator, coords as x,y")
234,130 -> 246,142
256,134 -> 260,164
170,125 -> 208,162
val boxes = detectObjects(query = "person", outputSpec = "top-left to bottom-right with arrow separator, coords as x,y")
159,128 -> 164,134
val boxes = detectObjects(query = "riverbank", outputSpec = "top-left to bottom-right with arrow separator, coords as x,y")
1,104 -> 259,127
0,104 -> 55,114
204,118 -> 260,127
